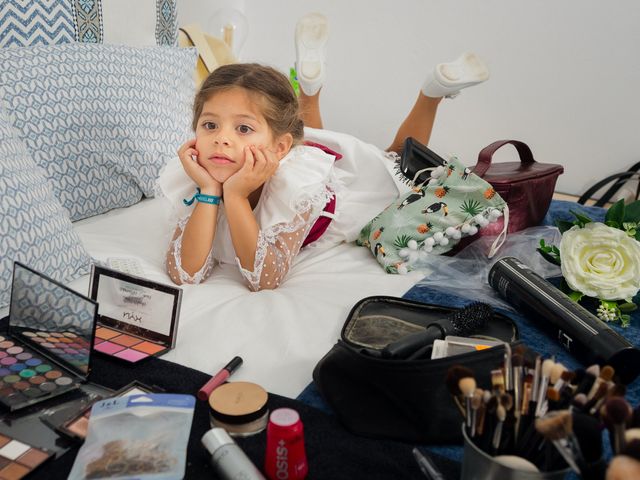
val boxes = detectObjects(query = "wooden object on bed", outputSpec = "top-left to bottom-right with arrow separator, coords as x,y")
178,23 -> 236,86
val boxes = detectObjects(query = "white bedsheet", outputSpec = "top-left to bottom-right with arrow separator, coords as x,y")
66,197 -> 422,398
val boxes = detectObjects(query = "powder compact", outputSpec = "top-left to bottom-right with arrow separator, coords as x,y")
208,381 -> 269,437
0,262 -> 98,412
88,265 -> 182,363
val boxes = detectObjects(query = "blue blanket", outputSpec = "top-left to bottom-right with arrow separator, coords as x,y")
297,200 -> 640,468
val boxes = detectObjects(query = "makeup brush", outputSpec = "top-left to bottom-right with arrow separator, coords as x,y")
491,369 -> 505,395
470,388 -> 483,437
492,404 -> 507,453
381,302 -> 493,359
499,393 -> 515,451
570,393 -> 588,413
587,365 -> 615,401
476,390 -> 492,437
625,429 -> 640,442
445,365 -> 473,418
602,397 -> 633,454
549,362 -> 567,389
535,410 -> 586,474
503,343 -> 513,395
585,382 -> 610,415
459,375 -> 477,431
512,353 -> 524,421
535,359 -> 555,417
575,364 -> 599,396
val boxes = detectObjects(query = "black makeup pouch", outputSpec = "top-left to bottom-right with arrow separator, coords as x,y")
312,296 -> 519,444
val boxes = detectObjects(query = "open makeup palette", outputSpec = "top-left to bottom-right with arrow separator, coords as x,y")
1,262 -> 98,412
89,265 -> 182,363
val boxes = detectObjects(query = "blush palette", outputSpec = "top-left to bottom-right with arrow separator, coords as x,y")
1,262 -> 97,412
89,265 -> 182,364
0,434 -> 52,479
93,326 -> 167,363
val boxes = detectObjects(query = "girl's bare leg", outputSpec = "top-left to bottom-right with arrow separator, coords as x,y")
386,93 -> 442,154
387,52 -> 490,154
299,90 -> 323,129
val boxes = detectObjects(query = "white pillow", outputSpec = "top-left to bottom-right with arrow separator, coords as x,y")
0,106 -> 91,308
0,0 -> 178,48
0,43 -> 196,220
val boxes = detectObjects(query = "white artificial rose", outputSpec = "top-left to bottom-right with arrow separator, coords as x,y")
560,222 -> 640,301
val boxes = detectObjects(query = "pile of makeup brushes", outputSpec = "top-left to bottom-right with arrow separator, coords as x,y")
447,344 -> 639,479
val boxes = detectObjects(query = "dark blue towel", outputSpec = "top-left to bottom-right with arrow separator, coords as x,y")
298,200 -> 640,473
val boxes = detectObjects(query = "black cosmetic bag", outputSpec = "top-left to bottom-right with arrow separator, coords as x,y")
312,296 -> 519,444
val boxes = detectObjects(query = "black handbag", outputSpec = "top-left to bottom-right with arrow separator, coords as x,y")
312,296 -> 519,444
577,160 -> 640,207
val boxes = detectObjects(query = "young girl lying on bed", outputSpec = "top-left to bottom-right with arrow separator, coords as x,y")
162,13 -> 489,291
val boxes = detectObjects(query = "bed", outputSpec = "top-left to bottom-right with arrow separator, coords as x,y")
66,195 -> 423,398
0,1 -> 427,401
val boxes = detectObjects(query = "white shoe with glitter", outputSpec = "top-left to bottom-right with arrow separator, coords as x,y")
295,12 -> 329,96
422,52 -> 489,98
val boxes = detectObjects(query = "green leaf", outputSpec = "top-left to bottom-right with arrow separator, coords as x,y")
537,248 -> 561,266
568,290 -> 584,302
619,302 -> 638,312
623,200 -> 640,222
620,314 -> 631,328
569,210 -> 593,226
635,229 -> 640,241
605,199 -> 625,225
556,220 -> 575,234
602,300 -> 619,310
605,220 -> 620,229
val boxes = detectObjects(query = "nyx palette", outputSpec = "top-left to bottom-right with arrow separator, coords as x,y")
0,262 -> 97,411
89,265 -> 182,363
0,433 -> 52,479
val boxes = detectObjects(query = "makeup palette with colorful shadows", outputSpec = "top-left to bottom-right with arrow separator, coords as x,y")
0,434 -> 52,479
93,327 -> 168,363
1,262 -> 98,412
89,265 -> 182,364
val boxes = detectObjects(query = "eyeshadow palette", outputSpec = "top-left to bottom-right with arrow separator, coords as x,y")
93,326 -> 167,363
1,262 -> 97,411
89,265 -> 182,364
0,434 -> 52,479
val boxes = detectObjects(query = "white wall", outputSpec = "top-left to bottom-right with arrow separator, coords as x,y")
178,0 -> 640,196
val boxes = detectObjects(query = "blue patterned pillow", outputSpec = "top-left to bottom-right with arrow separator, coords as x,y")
0,107 -> 91,308
0,43 -> 196,220
0,0 -> 177,48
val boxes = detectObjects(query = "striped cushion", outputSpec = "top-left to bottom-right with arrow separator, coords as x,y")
0,106 -> 91,308
0,43 -> 196,220
0,0 -> 177,48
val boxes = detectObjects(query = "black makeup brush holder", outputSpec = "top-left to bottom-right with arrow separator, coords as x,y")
312,296 -> 519,444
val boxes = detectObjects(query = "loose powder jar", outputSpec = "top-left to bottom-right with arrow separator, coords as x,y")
208,382 -> 269,437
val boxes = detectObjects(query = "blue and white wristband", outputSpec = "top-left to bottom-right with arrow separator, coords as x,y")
183,188 -> 221,206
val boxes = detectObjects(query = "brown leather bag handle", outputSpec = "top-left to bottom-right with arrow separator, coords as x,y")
473,140 -> 536,177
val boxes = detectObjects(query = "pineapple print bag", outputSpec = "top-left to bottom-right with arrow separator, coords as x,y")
357,155 -> 508,274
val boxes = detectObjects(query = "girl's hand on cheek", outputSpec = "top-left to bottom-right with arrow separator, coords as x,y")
224,145 -> 280,198
177,138 -> 221,194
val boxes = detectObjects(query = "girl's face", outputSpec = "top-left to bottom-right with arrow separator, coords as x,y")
194,87 -> 289,184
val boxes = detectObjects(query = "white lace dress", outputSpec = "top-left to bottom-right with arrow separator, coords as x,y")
157,127 -> 403,290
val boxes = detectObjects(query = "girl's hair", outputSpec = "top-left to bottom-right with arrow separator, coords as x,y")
192,63 -> 304,144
